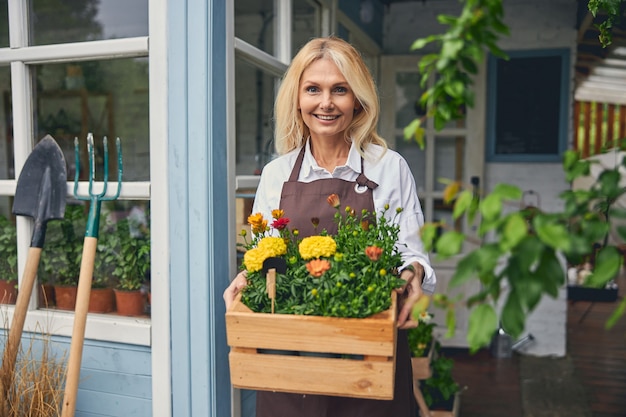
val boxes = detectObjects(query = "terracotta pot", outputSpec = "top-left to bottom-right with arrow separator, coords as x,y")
38,283 -> 56,308
54,285 -> 78,311
88,288 -> 116,313
0,280 -> 17,304
114,289 -> 146,316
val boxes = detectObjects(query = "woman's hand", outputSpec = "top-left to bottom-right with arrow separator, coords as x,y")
395,263 -> 425,329
223,271 -> 248,310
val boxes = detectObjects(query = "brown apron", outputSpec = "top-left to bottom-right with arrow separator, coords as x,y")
256,146 -> 416,417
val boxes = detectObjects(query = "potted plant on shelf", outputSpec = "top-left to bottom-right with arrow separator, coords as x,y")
408,309 -> 437,380
41,204 -> 84,310
111,217 -> 150,316
0,214 -> 18,304
88,226 -> 117,314
420,353 -> 461,416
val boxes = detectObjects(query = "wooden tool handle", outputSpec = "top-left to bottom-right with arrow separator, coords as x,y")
0,247 -> 42,401
61,236 -> 97,417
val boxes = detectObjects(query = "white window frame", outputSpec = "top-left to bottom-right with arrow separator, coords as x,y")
0,0 -> 151,346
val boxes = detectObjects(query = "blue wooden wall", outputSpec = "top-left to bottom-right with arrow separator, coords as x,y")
3,333 -> 151,417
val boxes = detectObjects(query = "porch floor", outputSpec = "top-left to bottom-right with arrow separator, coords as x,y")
444,273 -> 626,417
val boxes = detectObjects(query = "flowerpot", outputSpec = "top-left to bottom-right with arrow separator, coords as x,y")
38,283 -> 55,308
0,280 -> 17,304
567,284 -> 619,302
411,341 -> 435,380
114,289 -> 146,316
225,292 -> 398,400
54,285 -> 78,311
428,391 -> 461,417
88,288 -> 115,313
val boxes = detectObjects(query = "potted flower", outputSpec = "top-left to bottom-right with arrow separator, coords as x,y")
420,353 -> 461,416
111,217 -> 150,316
87,225 -> 117,314
408,310 -> 436,380
0,214 -> 18,304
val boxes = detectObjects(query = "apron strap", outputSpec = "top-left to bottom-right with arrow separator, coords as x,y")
288,143 -> 378,191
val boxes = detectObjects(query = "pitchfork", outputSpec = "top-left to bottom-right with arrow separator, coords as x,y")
61,133 -> 122,417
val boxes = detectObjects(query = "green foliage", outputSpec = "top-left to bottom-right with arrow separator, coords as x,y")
588,0 -> 624,47
406,0 -> 510,142
422,150 -> 626,351
111,217 -> 151,291
407,311 -> 436,357
40,204 -> 85,286
421,351 -> 459,409
0,215 -> 18,282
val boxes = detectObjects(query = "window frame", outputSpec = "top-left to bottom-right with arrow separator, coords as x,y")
1,0 -> 151,346
486,48 -> 571,163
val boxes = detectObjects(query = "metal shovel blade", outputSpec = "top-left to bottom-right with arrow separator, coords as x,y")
13,135 -> 67,248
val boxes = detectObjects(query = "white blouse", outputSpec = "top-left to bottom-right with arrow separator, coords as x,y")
252,140 -> 436,294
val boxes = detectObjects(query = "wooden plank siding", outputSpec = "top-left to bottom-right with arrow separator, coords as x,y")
575,100 -> 626,157
8,334 -> 152,417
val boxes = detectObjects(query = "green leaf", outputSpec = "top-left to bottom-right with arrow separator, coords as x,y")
587,246 -> 622,287
533,215 -> 571,251
535,249 -> 565,297
501,291 -> 525,339
491,183 -> 522,200
500,213 -> 528,251
467,304 -> 498,352
450,251 -> 478,287
435,231 -> 465,258
480,193 -> 502,222
453,190 -> 474,220
403,118 -> 422,142
420,223 -> 440,252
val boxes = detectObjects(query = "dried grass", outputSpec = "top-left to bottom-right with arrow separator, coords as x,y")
2,321 -> 66,417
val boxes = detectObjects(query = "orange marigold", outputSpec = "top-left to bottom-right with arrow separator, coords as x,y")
248,212 -> 268,235
306,259 -> 331,277
365,245 -> 383,261
327,193 -> 340,208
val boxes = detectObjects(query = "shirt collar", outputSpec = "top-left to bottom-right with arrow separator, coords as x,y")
302,140 -> 361,178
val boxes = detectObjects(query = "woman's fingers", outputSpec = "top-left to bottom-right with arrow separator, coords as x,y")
223,273 -> 248,309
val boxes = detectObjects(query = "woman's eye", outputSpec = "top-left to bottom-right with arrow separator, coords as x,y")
306,86 -> 319,93
334,86 -> 348,94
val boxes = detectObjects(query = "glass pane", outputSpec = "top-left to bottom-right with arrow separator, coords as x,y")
434,136 -> 463,192
0,65 -> 13,179
395,71 -> 424,129
34,58 -> 150,181
395,134 -> 426,193
40,199 -> 150,316
0,0 -> 8,47
235,56 -> 277,176
235,0 -> 275,56
293,0 -> 320,55
31,0 -> 148,46
0,199 -> 17,304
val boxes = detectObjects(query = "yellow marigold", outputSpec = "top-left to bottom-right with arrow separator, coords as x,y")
257,236 -> 287,257
272,209 -> 285,219
299,236 -> 337,260
243,248 -> 265,273
306,259 -> 332,277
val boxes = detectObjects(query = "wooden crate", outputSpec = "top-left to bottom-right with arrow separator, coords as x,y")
226,292 -> 397,400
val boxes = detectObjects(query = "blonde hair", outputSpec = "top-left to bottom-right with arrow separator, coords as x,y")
273,36 -> 387,156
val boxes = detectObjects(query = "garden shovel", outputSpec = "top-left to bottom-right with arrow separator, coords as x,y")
0,135 -> 67,413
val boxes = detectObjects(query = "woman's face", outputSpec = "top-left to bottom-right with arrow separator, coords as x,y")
298,58 -> 358,144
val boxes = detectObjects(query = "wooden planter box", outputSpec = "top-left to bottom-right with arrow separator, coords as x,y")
225,293 -> 397,400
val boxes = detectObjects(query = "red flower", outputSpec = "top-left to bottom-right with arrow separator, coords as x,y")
365,245 -> 383,261
306,259 -> 331,277
272,217 -> 290,230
